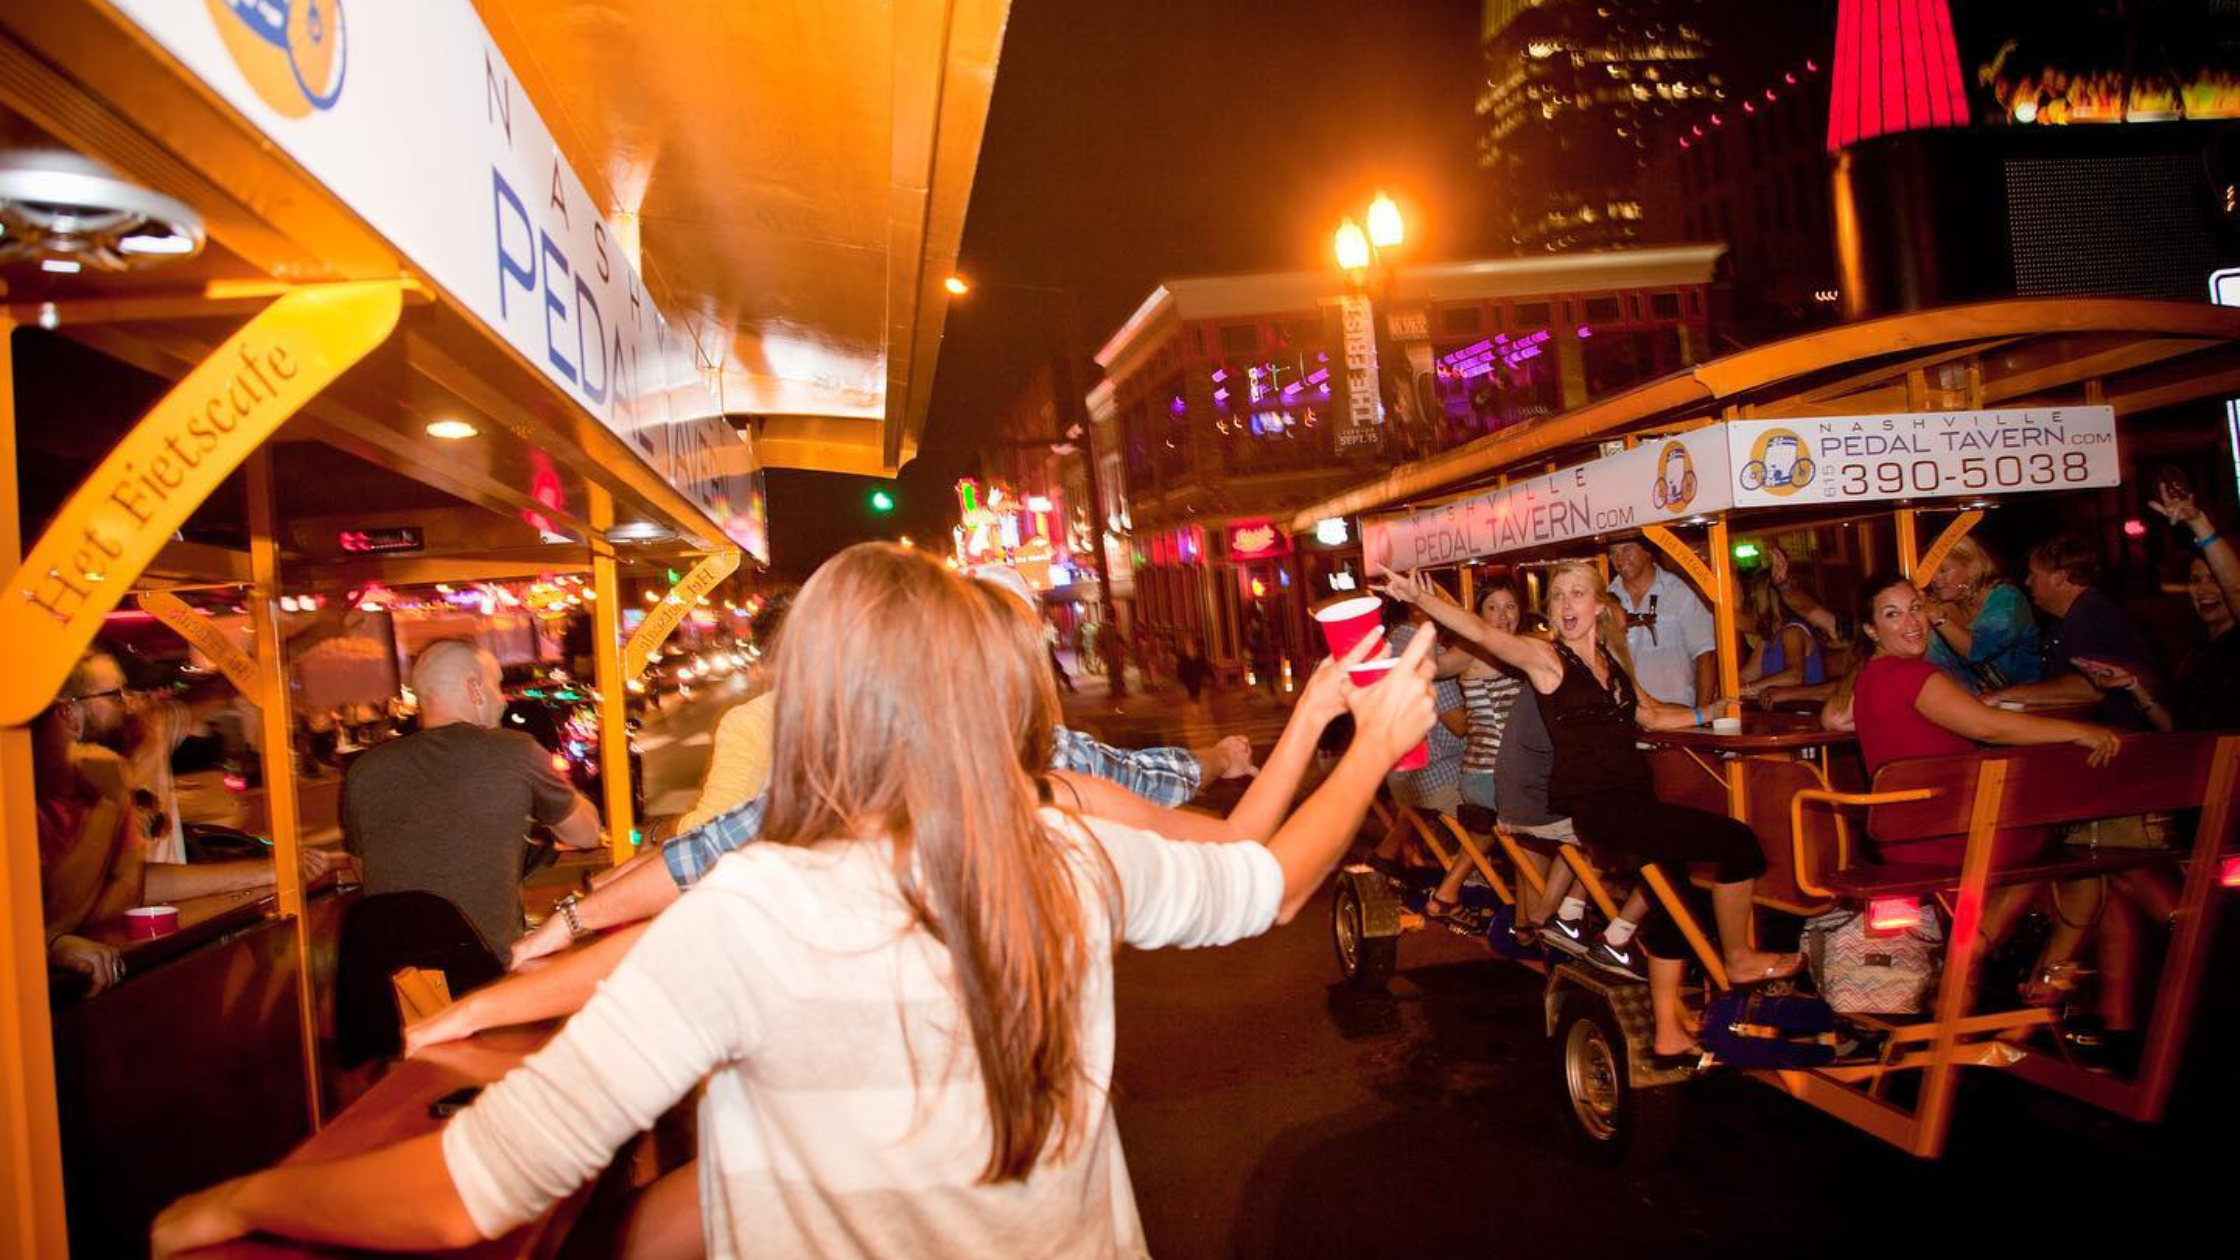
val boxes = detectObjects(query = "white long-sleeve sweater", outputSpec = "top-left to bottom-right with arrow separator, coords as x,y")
442,809 -> 1282,1259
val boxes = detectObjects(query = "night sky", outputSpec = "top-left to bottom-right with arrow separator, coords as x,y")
766,0 -> 1889,571
767,0 -> 1490,571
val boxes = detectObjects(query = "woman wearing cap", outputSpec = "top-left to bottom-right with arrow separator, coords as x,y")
155,543 -> 1433,1260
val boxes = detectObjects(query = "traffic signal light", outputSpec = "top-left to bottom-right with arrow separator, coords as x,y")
869,487 -> 896,513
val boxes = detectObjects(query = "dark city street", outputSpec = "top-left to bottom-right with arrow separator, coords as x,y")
10,1 -> 2240,1257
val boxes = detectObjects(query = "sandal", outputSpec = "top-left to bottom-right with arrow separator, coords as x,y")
1425,895 -> 1488,937
1645,1043 -> 1712,1074
2020,959 -> 2088,1008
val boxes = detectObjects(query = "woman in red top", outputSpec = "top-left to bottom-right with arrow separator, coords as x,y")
1824,573 -> 2136,1029
1825,573 -> 2118,778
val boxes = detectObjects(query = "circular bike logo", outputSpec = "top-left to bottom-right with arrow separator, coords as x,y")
1651,440 -> 1697,512
1739,428 -> 1816,499
208,0 -> 348,118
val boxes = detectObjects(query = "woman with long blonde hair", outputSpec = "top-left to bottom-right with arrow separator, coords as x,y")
1384,557 -> 1799,1066
1922,535 -> 2041,692
155,544 -> 1432,1260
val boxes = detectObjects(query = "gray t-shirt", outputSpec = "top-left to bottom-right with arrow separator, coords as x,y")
1493,680 -> 1560,826
342,723 -> 580,952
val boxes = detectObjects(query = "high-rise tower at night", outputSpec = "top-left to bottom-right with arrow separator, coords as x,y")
1477,0 -> 1717,252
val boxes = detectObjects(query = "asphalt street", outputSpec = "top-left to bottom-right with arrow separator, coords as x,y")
631,662 -> 2239,1258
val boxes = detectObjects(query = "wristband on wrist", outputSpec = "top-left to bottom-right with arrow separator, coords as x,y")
1691,706 -> 1704,726
2196,530 -> 2222,550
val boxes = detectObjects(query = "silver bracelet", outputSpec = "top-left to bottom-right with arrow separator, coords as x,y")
557,893 -> 591,939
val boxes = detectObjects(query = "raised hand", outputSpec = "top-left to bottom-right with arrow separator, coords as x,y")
1372,566 -> 1428,606
1298,625 -> 1386,725
2146,488 -> 2205,529
1345,619 -> 1436,764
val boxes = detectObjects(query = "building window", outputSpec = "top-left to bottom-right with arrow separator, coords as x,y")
1440,304 -> 1484,336
1649,291 -> 1682,320
1583,295 -> 1624,324
1218,324 -> 1260,355
1512,300 -> 1552,329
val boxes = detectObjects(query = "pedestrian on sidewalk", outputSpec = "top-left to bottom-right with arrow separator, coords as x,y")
1046,621 -> 1078,694
1177,633 -> 1212,703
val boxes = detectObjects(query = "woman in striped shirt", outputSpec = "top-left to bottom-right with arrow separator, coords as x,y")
1421,577 -> 1530,928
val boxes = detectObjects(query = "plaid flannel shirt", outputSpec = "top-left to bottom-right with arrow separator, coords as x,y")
661,725 -> 1202,888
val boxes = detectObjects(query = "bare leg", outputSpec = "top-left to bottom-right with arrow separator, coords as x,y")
1648,957 -> 1694,1055
1618,887 -> 1648,925
2113,866 -> 2177,927
1975,884 -> 2038,952
1711,878 -> 1795,977
1429,854 -> 1472,910
2094,899 -> 2142,1032
2028,877 -> 2106,1002
618,1163 -> 703,1260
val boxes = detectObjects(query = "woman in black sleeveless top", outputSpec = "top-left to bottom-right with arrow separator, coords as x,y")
1386,561 -> 1800,1062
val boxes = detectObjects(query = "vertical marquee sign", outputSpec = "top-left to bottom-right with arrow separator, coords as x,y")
1332,293 -> 1383,453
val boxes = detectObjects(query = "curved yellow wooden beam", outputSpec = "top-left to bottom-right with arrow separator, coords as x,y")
0,281 -> 405,727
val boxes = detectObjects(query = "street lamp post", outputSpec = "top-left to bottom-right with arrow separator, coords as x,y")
1335,192 -> 1415,460
945,274 -> 1130,695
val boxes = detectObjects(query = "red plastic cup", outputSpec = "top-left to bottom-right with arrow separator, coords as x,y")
125,906 -> 179,939
1314,596 -> 1385,659
1346,657 -> 1430,771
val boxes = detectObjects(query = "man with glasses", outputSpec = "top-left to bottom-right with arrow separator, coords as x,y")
33,649 -> 343,995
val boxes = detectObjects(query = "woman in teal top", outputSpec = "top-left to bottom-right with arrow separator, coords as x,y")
1923,537 -> 2042,692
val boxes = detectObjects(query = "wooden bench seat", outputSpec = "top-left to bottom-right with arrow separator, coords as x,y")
1822,844 -> 2183,900
1791,732 -> 2228,902
1759,730 -> 2240,1161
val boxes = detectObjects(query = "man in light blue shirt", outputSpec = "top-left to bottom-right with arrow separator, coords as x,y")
1607,539 -> 1716,706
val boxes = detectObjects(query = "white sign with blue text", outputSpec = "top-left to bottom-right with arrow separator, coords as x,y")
107,0 -> 760,552
1724,407 -> 2120,508
1363,428 -> 1732,571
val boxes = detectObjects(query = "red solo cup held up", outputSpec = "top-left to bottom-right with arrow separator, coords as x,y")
1313,595 -> 1384,659
1345,657 -> 1430,771
125,906 -> 179,939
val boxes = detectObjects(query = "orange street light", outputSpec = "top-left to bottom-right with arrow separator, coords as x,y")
1367,190 -> 1404,250
943,275 -> 970,296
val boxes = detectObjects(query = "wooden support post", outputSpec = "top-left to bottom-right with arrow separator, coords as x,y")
589,486 -> 634,866
1894,508 -> 1919,577
1911,510 -> 1984,587
246,448 -> 323,1129
1915,758 -> 2009,1158
2134,736 -> 2240,1119
0,315 -> 71,1260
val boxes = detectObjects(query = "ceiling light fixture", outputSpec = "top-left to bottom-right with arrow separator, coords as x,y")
0,150 -> 206,272
425,419 -> 479,440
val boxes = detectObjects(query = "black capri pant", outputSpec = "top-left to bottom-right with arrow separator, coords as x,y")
1563,797 -> 1767,962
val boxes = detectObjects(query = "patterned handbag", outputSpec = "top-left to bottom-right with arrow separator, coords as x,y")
1805,906 -> 1945,1014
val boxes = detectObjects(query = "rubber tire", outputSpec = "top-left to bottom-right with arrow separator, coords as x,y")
1552,990 -> 1682,1168
1739,460 -> 1766,491
1333,876 -> 1397,989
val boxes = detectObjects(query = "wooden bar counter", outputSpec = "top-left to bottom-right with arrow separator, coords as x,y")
51,884 -> 355,1259
182,1026 -> 582,1260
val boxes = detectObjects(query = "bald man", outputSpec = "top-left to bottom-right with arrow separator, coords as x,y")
342,641 -> 600,953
